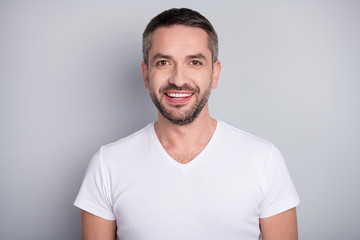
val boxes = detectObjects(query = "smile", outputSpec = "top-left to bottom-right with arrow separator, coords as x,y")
164,92 -> 194,105
165,93 -> 194,98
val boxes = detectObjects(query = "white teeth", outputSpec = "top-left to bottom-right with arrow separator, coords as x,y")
167,93 -> 193,98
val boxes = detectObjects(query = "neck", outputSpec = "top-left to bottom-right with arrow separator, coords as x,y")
154,105 -> 217,150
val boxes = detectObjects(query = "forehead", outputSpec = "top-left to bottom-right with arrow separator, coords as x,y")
149,25 -> 211,58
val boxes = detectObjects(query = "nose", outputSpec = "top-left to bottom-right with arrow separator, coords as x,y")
169,65 -> 188,87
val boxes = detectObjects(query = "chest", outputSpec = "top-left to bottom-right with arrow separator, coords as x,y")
110,159 -> 263,239
167,151 -> 199,164
165,145 -> 205,164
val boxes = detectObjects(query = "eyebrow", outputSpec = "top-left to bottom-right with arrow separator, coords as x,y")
151,53 -> 172,62
186,53 -> 207,61
151,53 -> 208,63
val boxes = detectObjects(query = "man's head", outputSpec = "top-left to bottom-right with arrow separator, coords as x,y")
142,8 -> 218,66
141,9 -> 221,125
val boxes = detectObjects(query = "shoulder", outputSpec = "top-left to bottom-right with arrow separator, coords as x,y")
98,123 -> 154,165
218,121 -> 275,155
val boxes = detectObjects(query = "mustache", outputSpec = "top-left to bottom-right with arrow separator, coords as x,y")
160,83 -> 199,93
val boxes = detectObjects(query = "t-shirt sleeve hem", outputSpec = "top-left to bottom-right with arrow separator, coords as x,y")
74,198 -> 116,221
259,197 -> 300,219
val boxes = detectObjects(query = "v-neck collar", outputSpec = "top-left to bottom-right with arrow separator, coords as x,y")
149,120 -> 221,171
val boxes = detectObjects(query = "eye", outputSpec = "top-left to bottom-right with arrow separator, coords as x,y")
190,60 -> 202,66
157,60 -> 169,66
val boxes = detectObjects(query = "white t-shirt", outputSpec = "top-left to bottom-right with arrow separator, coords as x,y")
74,121 -> 300,240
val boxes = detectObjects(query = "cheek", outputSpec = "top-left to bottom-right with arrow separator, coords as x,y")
192,71 -> 213,86
147,74 -> 164,93
149,70 -> 171,86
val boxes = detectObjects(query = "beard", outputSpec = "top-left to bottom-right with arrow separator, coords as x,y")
149,81 -> 212,125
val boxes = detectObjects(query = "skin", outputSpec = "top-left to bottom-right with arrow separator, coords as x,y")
260,208 -> 298,240
141,25 -> 221,164
81,25 -> 298,239
81,211 -> 116,240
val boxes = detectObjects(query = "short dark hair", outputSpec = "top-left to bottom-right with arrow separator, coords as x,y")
142,8 -> 218,65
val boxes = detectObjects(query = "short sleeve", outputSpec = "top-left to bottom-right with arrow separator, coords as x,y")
74,147 -> 116,220
259,144 -> 300,218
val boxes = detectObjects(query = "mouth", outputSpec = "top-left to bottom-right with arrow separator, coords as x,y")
165,92 -> 194,98
164,92 -> 194,104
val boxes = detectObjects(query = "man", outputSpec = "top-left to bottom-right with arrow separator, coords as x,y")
74,8 -> 300,240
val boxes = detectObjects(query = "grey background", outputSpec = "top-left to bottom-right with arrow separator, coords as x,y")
1,0 -> 359,239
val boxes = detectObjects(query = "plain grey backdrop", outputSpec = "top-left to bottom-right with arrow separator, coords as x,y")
1,0 -> 359,239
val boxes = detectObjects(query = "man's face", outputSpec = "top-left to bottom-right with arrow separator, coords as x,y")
142,25 -> 220,125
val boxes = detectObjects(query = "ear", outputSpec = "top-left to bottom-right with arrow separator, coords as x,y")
211,60 -> 221,89
141,61 -> 149,89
